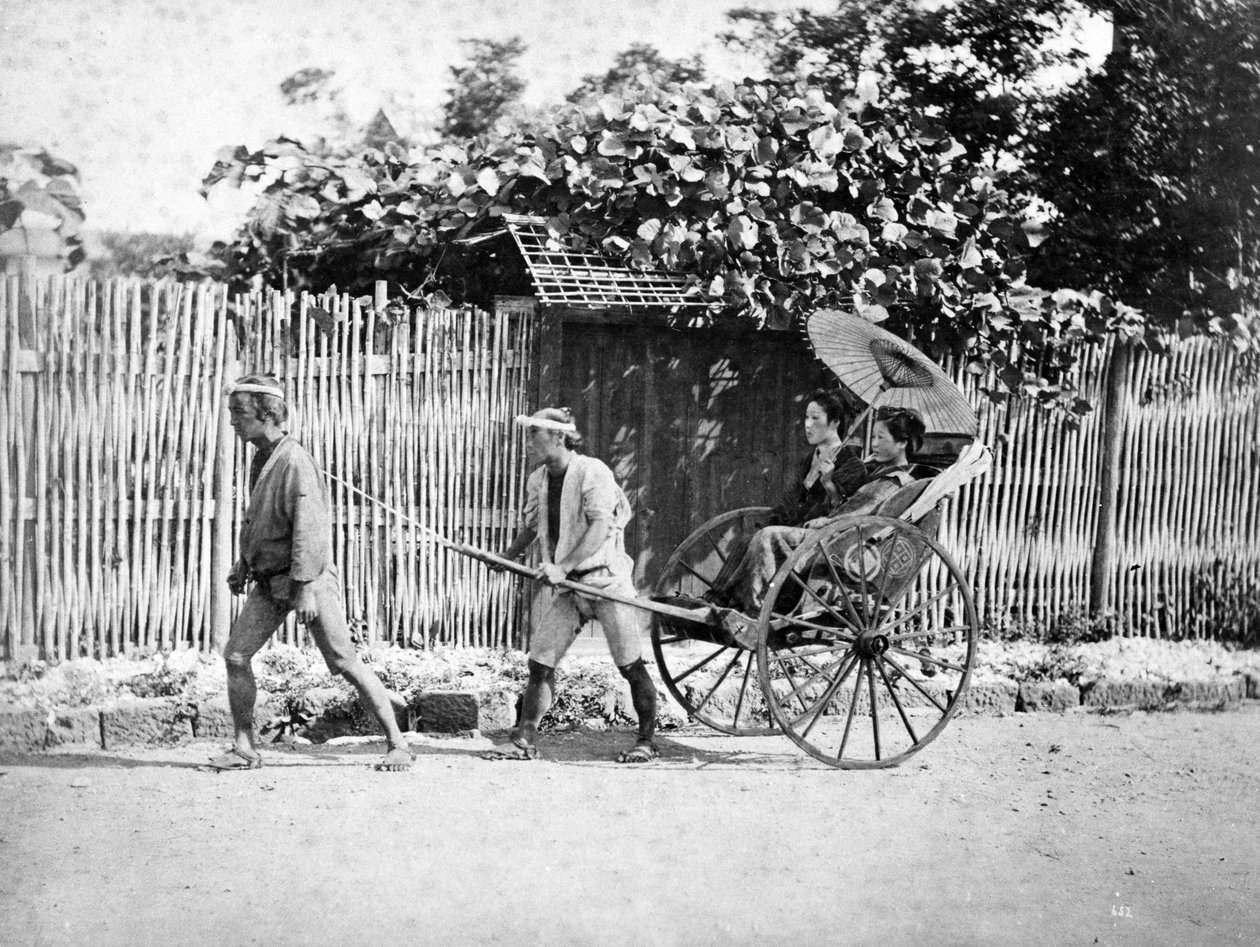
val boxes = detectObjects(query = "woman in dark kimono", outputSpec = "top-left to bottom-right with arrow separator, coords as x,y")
706,389 -> 866,605
769,389 -> 868,528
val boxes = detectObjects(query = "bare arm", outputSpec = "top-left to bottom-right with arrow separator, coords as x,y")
499,526 -> 538,564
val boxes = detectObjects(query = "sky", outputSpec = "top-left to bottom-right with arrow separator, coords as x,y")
1,0 -> 823,238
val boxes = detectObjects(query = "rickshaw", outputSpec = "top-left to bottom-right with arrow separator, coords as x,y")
341,309 -> 990,769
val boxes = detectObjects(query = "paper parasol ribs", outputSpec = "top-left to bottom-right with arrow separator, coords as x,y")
806,308 -> 979,437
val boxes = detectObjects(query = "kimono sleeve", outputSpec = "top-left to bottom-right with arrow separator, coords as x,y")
286,455 -> 333,581
829,447 -> 868,507
833,474 -> 903,517
521,469 -> 541,532
580,461 -> 624,526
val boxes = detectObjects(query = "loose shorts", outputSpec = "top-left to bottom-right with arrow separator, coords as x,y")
224,568 -> 357,675
527,566 -> 643,669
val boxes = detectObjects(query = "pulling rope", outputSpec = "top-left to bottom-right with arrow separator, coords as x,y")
323,472 -> 713,625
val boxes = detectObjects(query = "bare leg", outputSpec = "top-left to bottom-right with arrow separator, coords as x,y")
341,660 -> 412,771
616,659 -> 659,763
516,659 -> 555,748
224,651 -> 260,758
484,659 -> 552,760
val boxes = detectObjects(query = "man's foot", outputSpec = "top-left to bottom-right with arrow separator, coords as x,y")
482,737 -> 539,761
374,747 -> 413,772
201,747 -> 262,772
616,741 -> 659,764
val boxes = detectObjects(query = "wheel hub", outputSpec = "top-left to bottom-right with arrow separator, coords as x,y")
854,629 -> 890,658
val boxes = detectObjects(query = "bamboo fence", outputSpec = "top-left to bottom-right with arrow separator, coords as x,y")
1,274 -> 1257,661
0,276 -> 535,661
940,336 -> 1260,639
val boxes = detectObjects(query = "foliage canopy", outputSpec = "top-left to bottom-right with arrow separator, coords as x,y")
203,76 -> 1131,414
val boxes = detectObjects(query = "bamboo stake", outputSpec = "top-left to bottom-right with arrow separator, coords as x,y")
0,279 -> 11,654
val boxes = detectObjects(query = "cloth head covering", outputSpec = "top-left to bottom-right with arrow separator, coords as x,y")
514,407 -> 579,436
226,378 -> 286,401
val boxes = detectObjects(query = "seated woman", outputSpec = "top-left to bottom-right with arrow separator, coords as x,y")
714,407 -> 926,614
768,389 -> 868,528
702,390 -> 865,608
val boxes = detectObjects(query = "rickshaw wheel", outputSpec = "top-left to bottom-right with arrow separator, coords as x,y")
650,506 -> 777,735
754,514 -> 978,768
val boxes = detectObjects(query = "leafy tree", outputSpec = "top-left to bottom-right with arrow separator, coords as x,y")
0,144 -> 86,270
203,77 -> 1123,414
440,37 -> 528,140
568,43 -> 706,102
86,230 -> 198,279
724,0 -> 1260,356
1024,0 -> 1260,344
723,0 -> 1093,166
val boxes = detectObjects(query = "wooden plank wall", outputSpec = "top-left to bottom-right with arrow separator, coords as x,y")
555,316 -> 832,590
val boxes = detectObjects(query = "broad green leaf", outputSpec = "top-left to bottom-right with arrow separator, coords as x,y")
476,168 -> 501,195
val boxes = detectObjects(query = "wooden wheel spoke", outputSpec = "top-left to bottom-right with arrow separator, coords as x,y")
875,657 -> 919,745
769,611 -> 858,642
879,581 -> 962,635
691,650 -> 745,714
818,535 -> 867,630
655,634 -> 693,646
674,644 -> 732,683
794,652 -> 859,737
765,641 -> 850,663
886,625 -> 970,644
852,526 -> 874,625
784,568 -> 851,628
778,651 -> 850,712
678,559 -> 716,589
866,658 -> 882,760
886,644 -> 966,675
701,528 -> 727,564
881,652 -> 949,713
732,656 -> 755,728
773,657 -> 818,718
836,658 -> 865,761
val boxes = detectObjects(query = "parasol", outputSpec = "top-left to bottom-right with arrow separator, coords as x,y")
806,308 -> 978,437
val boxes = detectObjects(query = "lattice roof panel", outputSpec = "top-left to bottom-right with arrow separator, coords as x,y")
495,214 -> 706,310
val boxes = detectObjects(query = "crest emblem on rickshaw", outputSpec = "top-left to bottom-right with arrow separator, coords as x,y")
886,536 -> 918,577
836,542 -> 882,582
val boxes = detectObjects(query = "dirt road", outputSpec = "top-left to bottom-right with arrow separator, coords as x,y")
1,706 -> 1256,947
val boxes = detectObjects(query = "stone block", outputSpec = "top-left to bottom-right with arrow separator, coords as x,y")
417,691 -> 479,733
951,681 -> 1017,716
477,689 -> 517,733
0,706 -> 47,754
1168,678 -> 1245,705
1080,679 -> 1174,709
194,695 -> 281,739
101,697 -> 192,748
47,706 -> 103,747
1240,670 -> 1259,701
1017,681 -> 1080,713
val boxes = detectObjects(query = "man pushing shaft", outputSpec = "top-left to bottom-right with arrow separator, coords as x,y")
205,374 -> 412,772
484,408 -> 658,763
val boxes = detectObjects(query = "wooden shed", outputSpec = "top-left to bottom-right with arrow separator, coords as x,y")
469,215 -> 832,591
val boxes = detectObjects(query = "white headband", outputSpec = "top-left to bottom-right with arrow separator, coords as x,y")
228,382 -> 286,400
514,414 -> 578,434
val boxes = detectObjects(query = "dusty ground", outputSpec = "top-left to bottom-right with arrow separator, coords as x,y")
0,706 -> 1256,947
